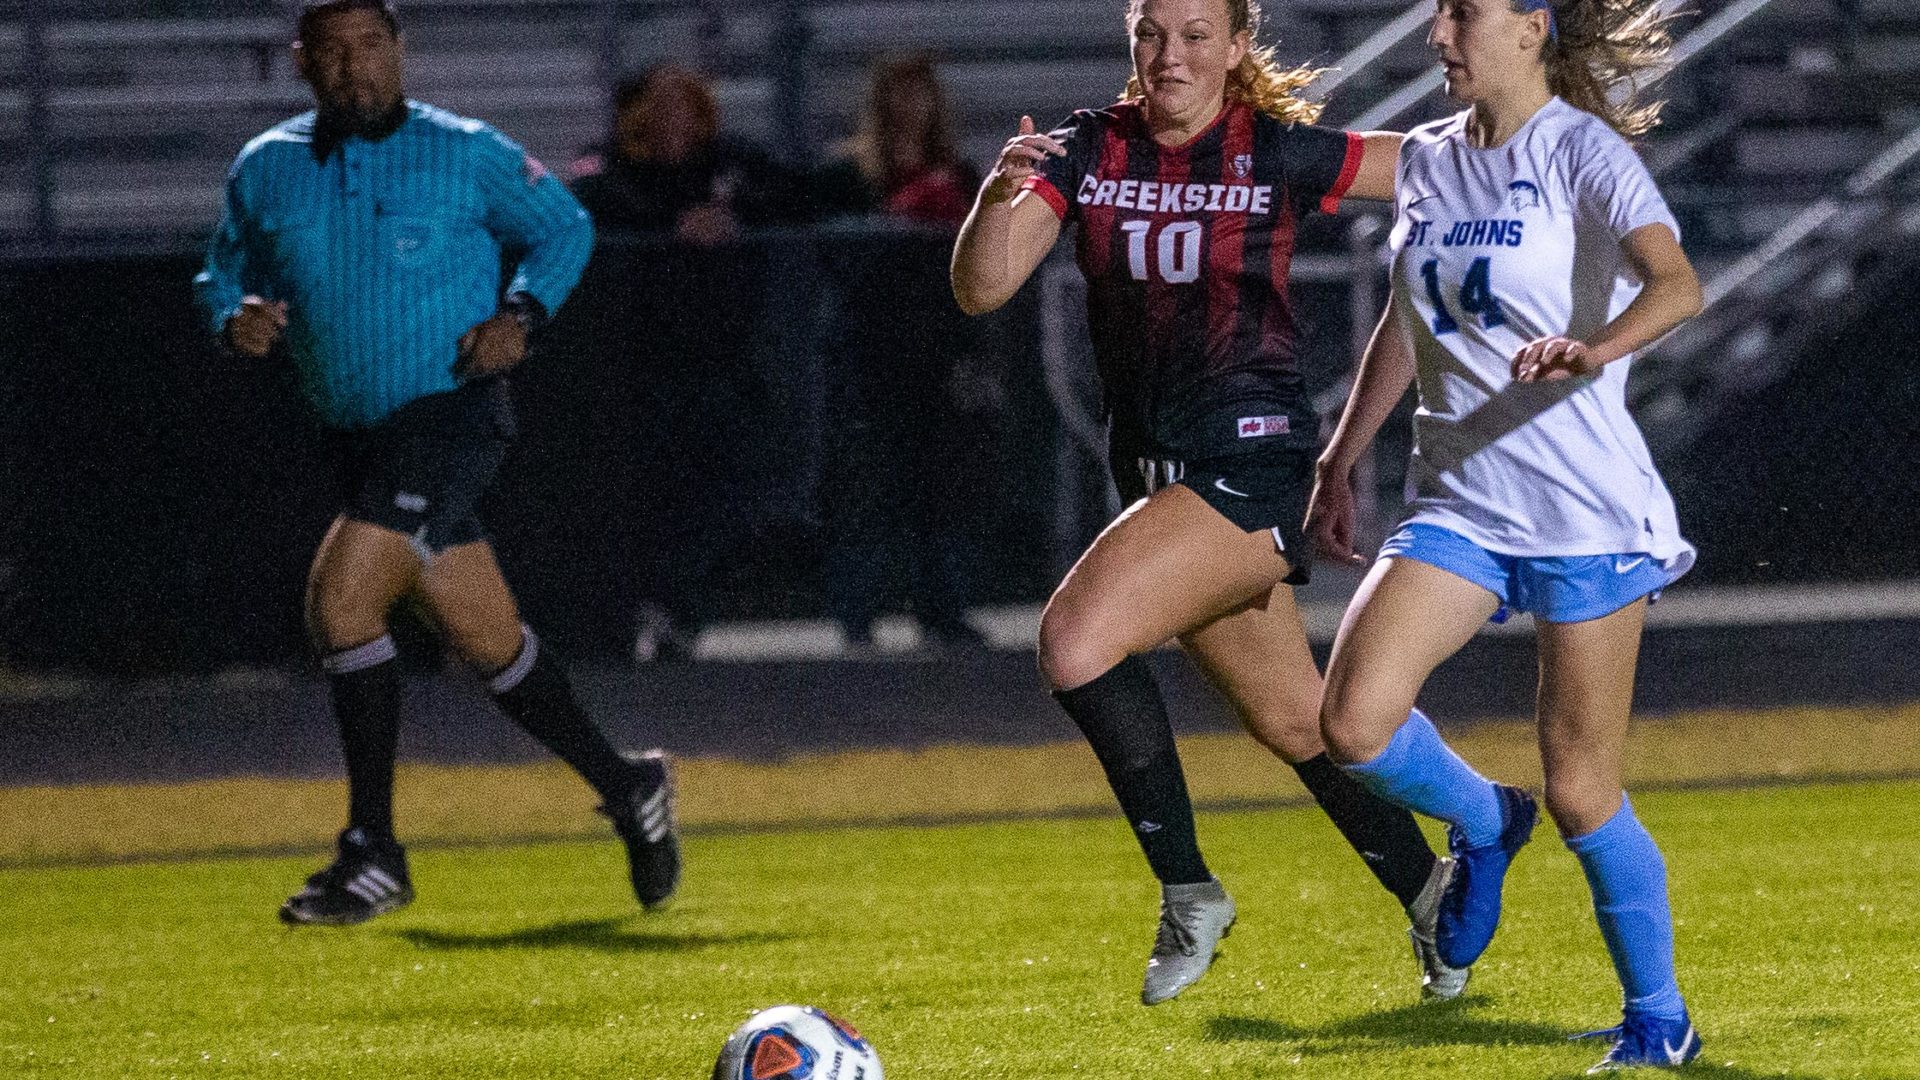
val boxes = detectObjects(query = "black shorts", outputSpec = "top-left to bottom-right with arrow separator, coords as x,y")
324,380 -> 515,559
1110,446 -> 1316,585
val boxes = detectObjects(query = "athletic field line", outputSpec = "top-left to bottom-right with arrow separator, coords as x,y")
698,579 -> 1920,659
6,769 -> 1917,875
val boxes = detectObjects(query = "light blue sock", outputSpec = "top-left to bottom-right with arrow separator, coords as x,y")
1565,796 -> 1685,1020
1342,709 -> 1504,848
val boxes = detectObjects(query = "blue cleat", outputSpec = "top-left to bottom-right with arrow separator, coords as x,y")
1575,1009 -> 1702,1072
1434,783 -> 1537,969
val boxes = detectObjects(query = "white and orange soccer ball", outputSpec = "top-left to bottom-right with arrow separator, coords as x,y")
711,1005 -> 882,1080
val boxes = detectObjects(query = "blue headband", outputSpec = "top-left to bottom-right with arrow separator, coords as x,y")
1516,0 -> 1559,41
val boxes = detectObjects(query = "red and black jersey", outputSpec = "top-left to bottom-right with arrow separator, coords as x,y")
1023,99 -> 1362,459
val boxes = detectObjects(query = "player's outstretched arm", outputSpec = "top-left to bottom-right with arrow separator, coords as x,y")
1512,222 -> 1701,381
1343,131 -> 1405,204
1308,294 -> 1418,564
951,115 -> 1065,316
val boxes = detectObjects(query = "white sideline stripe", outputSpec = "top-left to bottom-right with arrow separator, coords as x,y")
685,581 -> 1920,661
1397,579 -> 1920,641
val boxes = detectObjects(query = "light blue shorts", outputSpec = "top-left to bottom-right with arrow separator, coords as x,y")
1379,523 -> 1673,625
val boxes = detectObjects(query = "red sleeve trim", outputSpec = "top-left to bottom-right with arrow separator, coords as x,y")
1022,175 -> 1069,220
1319,131 -> 1366,215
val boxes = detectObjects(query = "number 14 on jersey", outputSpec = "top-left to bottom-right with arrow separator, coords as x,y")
1419,256 -> 1506,334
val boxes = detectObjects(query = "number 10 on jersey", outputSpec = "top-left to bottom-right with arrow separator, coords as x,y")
1122,219 -> 1202,284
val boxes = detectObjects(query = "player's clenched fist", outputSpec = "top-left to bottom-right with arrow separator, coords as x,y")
225,296 -> 287,358
455,312 -> 529,378
980,115 -> 1066,205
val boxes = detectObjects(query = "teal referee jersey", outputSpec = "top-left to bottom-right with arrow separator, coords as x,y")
193,101 -> 595,428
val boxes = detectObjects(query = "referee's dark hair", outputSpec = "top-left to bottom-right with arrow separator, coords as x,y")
297,0 -> 401,41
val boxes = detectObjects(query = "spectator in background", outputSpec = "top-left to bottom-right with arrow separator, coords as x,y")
816,55 -> 1001,652
570,65 -> 802,244
815,54 -> 981,227
567,65 -> 803,662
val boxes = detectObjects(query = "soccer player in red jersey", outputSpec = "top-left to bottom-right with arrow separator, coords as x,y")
953,0 -> 1458,1005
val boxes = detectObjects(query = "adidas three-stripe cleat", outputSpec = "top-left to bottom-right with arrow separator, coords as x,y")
1435,783 -> 1538,969
1406,856 -> 1471,1000
279,827 -> 413,926
1141,878 -> 1236,1005
1576,1009 -> 1702,1072
603,749 -> 681,910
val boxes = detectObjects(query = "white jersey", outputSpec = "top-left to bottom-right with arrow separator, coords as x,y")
1389,97 -> 1694,574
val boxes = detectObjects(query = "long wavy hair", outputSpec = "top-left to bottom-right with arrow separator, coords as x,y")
846,53 -> 964,193
1121,0 -> 1325,124
1534,0 -> 1678,137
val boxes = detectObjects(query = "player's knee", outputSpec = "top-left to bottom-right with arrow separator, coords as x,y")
1318,687 -> 1393,766
1036,607 -> 1128,692
305,581 -> 392,653
1543,776 -> 1621,838
445,619 -> 525,674
1239,702 -> 1324,763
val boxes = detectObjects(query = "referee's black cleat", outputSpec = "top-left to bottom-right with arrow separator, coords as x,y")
279,827 -> 413,927
601,750 -> 681,910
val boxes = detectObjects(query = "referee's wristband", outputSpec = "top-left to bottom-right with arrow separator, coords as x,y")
500,292 -> 548,334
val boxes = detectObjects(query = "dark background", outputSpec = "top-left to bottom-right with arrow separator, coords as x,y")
1,231 -> 1916,676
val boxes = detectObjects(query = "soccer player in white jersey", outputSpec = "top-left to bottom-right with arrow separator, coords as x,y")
1305,0 -> 1706,1070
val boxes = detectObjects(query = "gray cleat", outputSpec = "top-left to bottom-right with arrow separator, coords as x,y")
1408,856 -> 1472,1000
1141,878 -> 1236,1005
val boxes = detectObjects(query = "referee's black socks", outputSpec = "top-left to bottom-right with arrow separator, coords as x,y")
489,625 -> 637,803
1053,655 -> 1213,886
1290,753 -> 1437,910
321,635 -> 403,839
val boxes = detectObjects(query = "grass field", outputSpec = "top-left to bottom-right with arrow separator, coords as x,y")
5,777 -> 1918,1078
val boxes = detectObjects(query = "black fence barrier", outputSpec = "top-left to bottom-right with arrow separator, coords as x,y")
0,225 -> 1053,674
4,222 -> 1915,677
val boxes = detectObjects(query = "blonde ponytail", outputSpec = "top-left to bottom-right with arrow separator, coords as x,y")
1536,0 -> 1679,137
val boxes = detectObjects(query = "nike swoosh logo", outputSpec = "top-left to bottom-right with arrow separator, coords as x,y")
1135,820 -> 1163,834
1614,555 -> 1649,574
1213,478 -> 1251,499
1406,192 -> 1439,209
1663,1029 -> 1696,1064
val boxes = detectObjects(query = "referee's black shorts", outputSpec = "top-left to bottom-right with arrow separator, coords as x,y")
324,379 -> 515,560
1109,444 -> 1316,586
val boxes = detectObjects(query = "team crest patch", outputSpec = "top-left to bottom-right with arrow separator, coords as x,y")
1508,179 -> 1542,211
1237,415 -> 1289,438
1232,153 -> 1253,179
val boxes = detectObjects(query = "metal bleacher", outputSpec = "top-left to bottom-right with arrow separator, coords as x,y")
1,0 -> 1916,266
0,0 -> 1428,242
1296,0 -> 1920,461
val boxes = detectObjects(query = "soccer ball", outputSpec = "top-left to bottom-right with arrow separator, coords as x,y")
711,1005 -> 883,1080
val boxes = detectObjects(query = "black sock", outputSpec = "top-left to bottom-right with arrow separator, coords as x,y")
322,636 -> 403,838
490,626 -> 635,802
1053,655 -> 1212,886
1291,752 -> 1437,909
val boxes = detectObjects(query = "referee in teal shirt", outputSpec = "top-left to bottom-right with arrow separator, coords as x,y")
195,0 -> 679,926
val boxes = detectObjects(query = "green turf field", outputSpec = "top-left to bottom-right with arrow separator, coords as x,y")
4,779 -> 1916,1079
